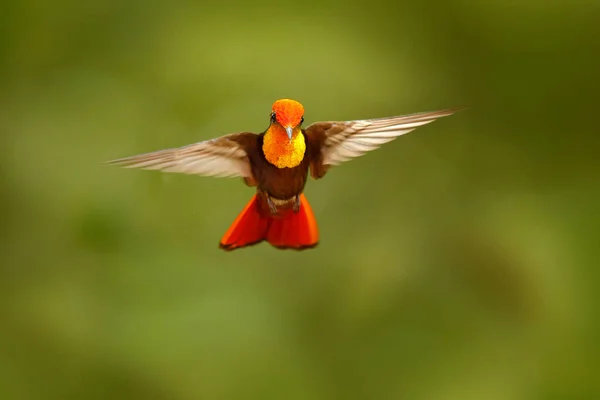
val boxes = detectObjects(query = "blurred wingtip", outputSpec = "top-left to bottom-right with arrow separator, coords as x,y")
438,105 -> 469,115
427,105 -> 468,120
102,155 -> 144,168
400,105 -> 469,120
102,157 -> 126,167
452,104 -> 469,112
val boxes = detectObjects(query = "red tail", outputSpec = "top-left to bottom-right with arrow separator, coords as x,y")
219,194 -> 319,251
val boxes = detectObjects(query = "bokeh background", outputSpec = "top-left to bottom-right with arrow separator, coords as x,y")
1,0 -> 599,399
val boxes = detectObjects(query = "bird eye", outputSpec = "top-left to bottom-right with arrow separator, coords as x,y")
271,112 -> 276,122
300,116 -> 304,124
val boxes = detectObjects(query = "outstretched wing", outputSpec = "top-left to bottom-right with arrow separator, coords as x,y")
304,107 -> 462,178
105,132 -> 258,178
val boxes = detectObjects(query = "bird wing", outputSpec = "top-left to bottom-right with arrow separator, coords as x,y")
304,107 -> 462,178
104,132 -> 257,178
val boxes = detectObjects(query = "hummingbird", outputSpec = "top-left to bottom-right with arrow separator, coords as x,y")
106,99 -> 462,251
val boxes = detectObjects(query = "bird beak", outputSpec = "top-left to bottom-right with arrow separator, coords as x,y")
285,126 -> 293,141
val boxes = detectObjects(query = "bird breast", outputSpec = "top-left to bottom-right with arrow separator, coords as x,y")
262,126 -> 306,168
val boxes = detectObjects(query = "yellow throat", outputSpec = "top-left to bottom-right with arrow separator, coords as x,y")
262,125 -> 306,168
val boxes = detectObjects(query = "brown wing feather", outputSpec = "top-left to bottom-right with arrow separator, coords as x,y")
304,107 -> 463,179
105,132 -> 258,178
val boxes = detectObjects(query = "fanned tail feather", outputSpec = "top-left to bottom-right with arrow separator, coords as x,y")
218,195 -> 270,250
219,194 -> 319,251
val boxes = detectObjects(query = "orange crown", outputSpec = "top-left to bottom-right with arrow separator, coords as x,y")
272,99 -> 304,128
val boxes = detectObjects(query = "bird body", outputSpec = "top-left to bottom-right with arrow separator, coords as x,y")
106,99 -> 462,251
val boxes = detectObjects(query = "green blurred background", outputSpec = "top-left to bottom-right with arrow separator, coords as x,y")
1,0 -> 599,399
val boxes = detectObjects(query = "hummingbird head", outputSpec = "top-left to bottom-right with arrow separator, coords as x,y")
270,99 -> 305,140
